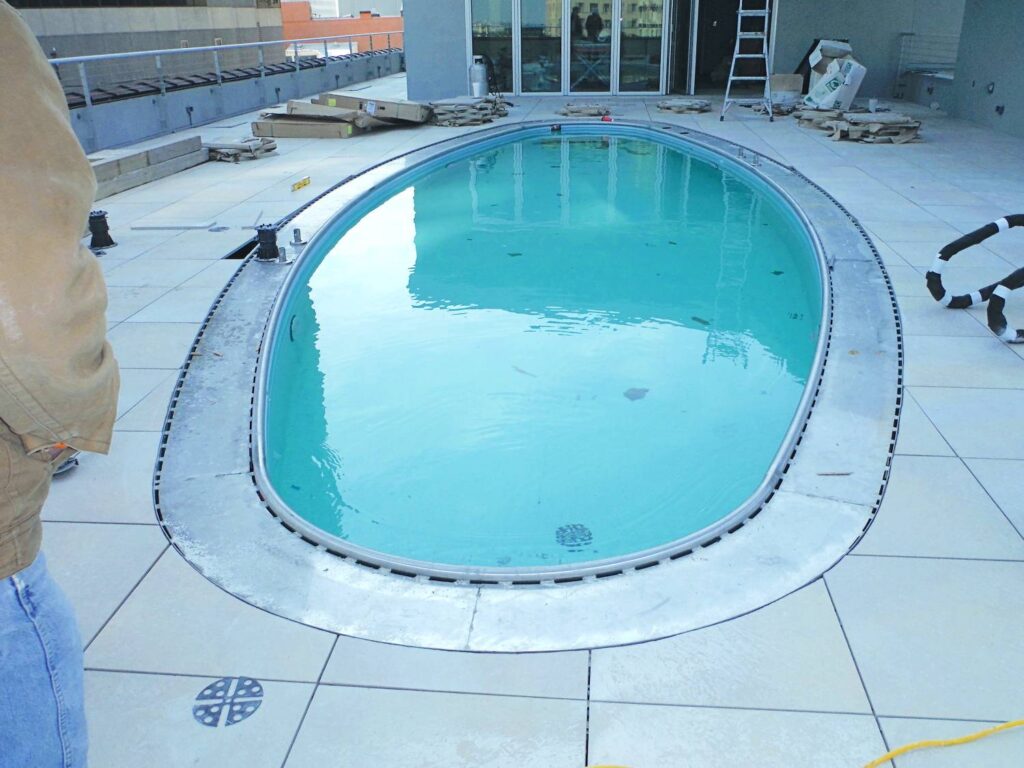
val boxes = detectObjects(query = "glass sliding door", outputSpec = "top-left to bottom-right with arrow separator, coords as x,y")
521,0 -> 562,92
569,1 -> 613,91
471,0 -> 515,94
619,1 -> 663,91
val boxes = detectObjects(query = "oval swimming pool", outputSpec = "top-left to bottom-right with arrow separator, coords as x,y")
257,125 -> 825,578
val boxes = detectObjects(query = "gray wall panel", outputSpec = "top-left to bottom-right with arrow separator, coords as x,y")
404,0 -> 467,101
950,0 -> 1023,138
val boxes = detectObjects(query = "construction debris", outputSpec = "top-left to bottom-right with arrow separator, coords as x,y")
286,100 -> 391,129
252,113 -> 370,140
90,136 -> 208,199
803,40 -> 867,111
794,108 -> 922,143
656,98 -> 712,114
430,97 -> 510,127
205,137 -> 278,162
312,92 -> 432,124
557,103 -> 611,117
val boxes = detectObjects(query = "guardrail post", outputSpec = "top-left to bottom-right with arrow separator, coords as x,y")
258,46 -> 266,80
213,49 -> 222,84
77,61 -> 98,153
323,39 -> 329,60
369,34 -> 374,52
154,54 -> 169,132
387,33 -> 391,50
293,42 -> 300,73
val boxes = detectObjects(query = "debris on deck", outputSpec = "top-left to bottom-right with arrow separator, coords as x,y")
430,96 -> 510,126
656,98 -> 711,114
90,136 -> 208,199
205,137 -> 278,162
795,108 -> 922,143
557,103 -> 611,117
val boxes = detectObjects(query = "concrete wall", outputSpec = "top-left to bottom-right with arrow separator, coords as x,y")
18,7 -> 284,85
950,0 -> 1023,138
772,0 -> 964,97
404,0 -> 468,101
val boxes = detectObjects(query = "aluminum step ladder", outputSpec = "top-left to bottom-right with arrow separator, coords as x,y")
720,0 -> 773,121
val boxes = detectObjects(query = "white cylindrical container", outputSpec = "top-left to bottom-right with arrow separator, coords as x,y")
470,56 -> 488,98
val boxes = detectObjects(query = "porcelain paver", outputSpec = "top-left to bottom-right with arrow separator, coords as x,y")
284,686 -> 586,768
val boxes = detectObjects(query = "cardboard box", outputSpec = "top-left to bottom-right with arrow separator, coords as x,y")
803,56 -> 867,111
314,91 -> 432,124
770,73 -> 804,106
285,100 -> 389,129
807,40 -> 854,89
252,117 -> 368,139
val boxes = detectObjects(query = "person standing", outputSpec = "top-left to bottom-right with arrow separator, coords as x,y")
585,8 -> 604,42
571,6 -> 584,39
0,2 -> 120,765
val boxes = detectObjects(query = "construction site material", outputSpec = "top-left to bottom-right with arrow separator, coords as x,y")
290,100 -> 392,129
807,40 -> 854,89
721,0 -> 774,121
205,137 -> 278,163
90,137 -> 208,199
802,39 -> 867,111
312,92 -> 432,124
252,115 -> 369,140
770,73 -> 804,108
794,108 -> 921,143
430,97 -> 509,126
656,98 -> 712,114
557,103 -> 611,117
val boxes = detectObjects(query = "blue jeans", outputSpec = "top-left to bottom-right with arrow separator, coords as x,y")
0,553 -> 87,768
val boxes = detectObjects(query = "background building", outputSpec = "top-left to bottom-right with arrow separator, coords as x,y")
406,0 -> 1021,137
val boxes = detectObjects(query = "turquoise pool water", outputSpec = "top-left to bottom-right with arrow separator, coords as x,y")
262,127 -> 822,570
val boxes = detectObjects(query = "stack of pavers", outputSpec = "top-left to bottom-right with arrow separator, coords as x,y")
793,108 -> 922,144
430,96 -> 510,127
656,98 -> 712,114
252,92 -> 433,139
557,103 -> 611,117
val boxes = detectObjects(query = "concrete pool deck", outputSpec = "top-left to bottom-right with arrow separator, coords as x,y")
42,73 -> 1024,766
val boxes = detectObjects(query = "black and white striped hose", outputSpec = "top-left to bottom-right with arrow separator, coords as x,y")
925,214 -> 1024,343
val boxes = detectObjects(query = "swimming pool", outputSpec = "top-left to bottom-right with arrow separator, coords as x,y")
256,125 -> 826,578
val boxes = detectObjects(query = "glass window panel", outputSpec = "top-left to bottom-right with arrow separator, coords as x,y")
521,0 -> 562,93
569,2 -> 611,92
620,1 -> 662,91
471,0 -> 514,94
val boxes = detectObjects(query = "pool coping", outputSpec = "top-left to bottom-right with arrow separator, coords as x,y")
153,118 -> 903,652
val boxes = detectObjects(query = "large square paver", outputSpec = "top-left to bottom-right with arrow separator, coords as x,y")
826,555 -> 1024,720
322,636 -> 588,699
86,671 -> 311,768
855,456 -> 1024,559
912,387 -> 1024,459
590,581 -> 870,713
285,686 -> 586,768
965,458 -> 1024,533
42,431 -> 162,524
880,717 -> 1024,767
107,322 -> 201,369
588,702 -> 886,768
903,335 -> 1024,389
895,396 -> 953,457
43,522 -> 167,645
86,550 -> 336,682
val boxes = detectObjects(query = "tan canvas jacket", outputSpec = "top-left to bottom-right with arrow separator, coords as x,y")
0,1 -> 120,579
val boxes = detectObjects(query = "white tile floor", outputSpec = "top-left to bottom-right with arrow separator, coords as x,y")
39,74 -> 1024,766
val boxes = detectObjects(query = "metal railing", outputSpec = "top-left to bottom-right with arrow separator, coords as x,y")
49,31 -> 403,109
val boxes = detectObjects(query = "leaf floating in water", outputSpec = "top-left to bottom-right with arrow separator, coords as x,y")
691,316 -> 711,326
513,365 -> 537,378
772,270 -> 784,276
668,240 -> 678,245
624,387 -> 649,401
508,252 -> 523,257
817,471 -> 852,477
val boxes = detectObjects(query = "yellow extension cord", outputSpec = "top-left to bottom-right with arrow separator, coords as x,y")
587,717 -> 1024,768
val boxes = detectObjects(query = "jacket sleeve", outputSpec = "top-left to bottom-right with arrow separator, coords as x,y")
0,1 -> 119,455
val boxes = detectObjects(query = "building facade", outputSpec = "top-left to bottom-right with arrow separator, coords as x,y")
405,0 -> 970,104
